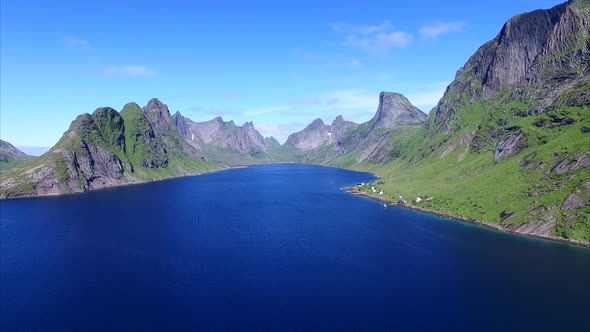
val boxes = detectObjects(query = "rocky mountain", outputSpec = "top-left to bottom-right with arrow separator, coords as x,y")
284,116 -> 358,152
366,92 -> 427,131
285,91 -> 427,164
171,112 -> 280,163
429,0 -> 589,137
0,139 -> 35,172
0,101 -> 214,198
332,0 -> 589,243
0,98 -> 280,198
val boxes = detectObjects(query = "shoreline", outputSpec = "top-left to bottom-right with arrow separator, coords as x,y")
0,164 -> 248,201
345,185 -> 590,249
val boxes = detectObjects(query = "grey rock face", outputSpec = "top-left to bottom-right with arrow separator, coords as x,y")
142,98 -> 175,133
494,130 -> 525,161
172,112 -> 276,155
366,92 -> 427,131
172,111 -> 190,138
551,152 -> 590,175
503,204 -> 559,236
0,139 -> 29,161
264,136 -> 281,149
431,1 -> 589,134
284,119 -> 331,151
284,116 -> 359,152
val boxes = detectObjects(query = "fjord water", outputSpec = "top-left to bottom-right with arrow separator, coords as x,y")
1,164 -> 589,331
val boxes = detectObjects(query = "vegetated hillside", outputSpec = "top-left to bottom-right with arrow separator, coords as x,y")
331,0 -> 590,242
0,103 -> 205,198
0,139 -> 35,172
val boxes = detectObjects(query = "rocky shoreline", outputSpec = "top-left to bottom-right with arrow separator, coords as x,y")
345,185 -> 590,249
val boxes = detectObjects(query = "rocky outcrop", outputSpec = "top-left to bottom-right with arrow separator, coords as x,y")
494,130 -> 525,161
550,152 -> 590,174
502,204 -> 559,236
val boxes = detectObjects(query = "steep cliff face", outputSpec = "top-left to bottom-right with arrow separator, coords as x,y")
142,98 -> 176,133
366,92 -> 427,131
431,0 -> 589,136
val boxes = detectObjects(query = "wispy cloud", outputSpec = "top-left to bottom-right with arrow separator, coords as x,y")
284,98 -> 322,106
331,21 -> 392,35
419,21 -> 465,38
332,21 -> 412,55
322,90 -> 377,112
244,105 -> 292,116
218,92 -> 242,100
254,122 -> 308,143
63,37 -> 92,50
104,66 -> 156,77
185,106 -> 243,118
405,81 -> 449,110
349,59 -> 362,68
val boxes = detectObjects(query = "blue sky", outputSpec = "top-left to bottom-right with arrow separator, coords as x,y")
1,0 -> 564,150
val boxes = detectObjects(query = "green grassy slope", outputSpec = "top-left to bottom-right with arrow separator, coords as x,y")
334,97 -> 590,242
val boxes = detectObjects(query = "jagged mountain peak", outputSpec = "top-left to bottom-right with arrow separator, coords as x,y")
331,115 -> 345,126
144,98 -> 168,112
141,98 -> 174,132
309,118 -> 325,128
367,92 -> 427,131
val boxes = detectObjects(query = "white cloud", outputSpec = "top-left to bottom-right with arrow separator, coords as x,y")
332,21 -> 412,55
331,21 -> 392,35
63,37 -> 92,50
419,21 -> 465,38
322,90 -> 378,112
104,66 -> 156,77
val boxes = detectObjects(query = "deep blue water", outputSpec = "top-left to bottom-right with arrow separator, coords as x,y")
1,164 -> 589,331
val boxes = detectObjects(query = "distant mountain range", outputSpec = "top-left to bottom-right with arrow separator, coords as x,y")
1,0 -> 588,243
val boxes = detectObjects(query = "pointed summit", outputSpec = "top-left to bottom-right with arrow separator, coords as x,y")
331,115 -> 345,126
142,98 -> 174,132
366,92 -> 427,131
